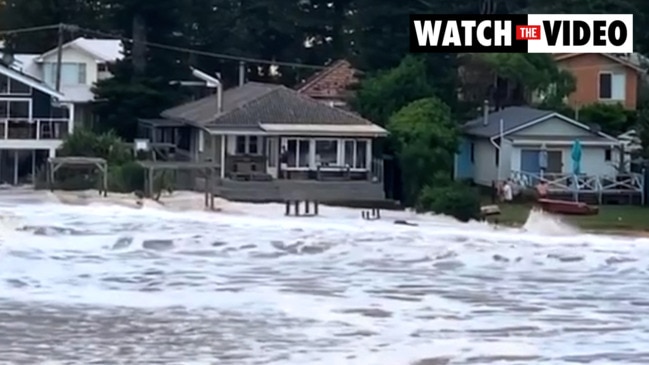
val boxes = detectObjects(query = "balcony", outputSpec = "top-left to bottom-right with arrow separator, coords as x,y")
0,119 -> 70,140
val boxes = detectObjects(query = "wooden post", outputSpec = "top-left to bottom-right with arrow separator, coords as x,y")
294,200 -> 300,216
102,162 -> 108,196
285,200 -> 290,215
209,167 -> 215,209
314,201 -> 318,215
13,150 -> 18,185
305,200 -> 310,214
31,150 -> 36,181
147,167 -> 154,198
47,161 -> 52,191
204,168 -> 209,207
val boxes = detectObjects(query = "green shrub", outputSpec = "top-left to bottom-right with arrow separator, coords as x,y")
59,128 -> 132,165
108,161 -> 145,192
416,183 -> 481,222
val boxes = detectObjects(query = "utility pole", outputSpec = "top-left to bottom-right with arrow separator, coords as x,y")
55,23 -> 64,92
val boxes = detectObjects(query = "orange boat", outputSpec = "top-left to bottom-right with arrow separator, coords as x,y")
537,198 -> 599,215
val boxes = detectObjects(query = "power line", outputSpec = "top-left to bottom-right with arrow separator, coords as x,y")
0,24 -> 61,36
76,26 -> 327,70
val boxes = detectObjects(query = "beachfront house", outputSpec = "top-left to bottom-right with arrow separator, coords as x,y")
552,53 -> 644,110
0,62 -> 75,184
139,79 -> 388,202
454,106 -> 645,203
295,59 -> 359,110
13,37 -> 123,128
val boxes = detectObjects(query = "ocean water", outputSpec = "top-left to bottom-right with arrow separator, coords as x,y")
1,190 -> 649,364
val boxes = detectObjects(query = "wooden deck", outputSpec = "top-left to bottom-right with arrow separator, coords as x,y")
511,170 -> 645,205
194,178 -> 387,204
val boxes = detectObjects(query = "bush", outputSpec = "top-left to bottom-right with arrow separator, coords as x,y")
59,128 -> 132,165
108,161 -> 145,192
416,183 -> 481,222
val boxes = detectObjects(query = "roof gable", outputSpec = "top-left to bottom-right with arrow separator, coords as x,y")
0,64 -> 64,99
554,53 -> 644,73
463,106 -> 553,137
161,81 -> 376,127
296,59 -> 359,99
463,106 -> 617,141
36,37 -> 123,62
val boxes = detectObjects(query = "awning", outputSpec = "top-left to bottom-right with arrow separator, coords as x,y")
258,123 -> 388,136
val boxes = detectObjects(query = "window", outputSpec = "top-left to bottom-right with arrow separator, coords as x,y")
267,139 -> 277,167
0,75 -> 7,93
97,63 -> 108,72
315,140 -> 338,165
0,100 -> 29,119
0,75 -> 30,95
286,138 -> 310,168
44,62 -> 86,85
355,140 -> 367,168
343,139 -> 368,169
599,73 -> 611,99
236,136 -> 246,154
599,72 -> 625,100
605,148 -> 612,161
495,148 -> 499,166
8,101 -> 29,118
249,136 -> 258,154
235,135 -> 260,155
10,80 -> 30,94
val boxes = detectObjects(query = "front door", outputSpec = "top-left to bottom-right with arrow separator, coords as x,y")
547,150 -> 562,173
266,137 -> 279,178
520,149 -> 540,173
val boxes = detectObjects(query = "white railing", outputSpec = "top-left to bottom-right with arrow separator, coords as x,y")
0,118 -> 70,140
511,170 -> 645,204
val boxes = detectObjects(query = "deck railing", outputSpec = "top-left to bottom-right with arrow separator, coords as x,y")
0,118 -> 70,140
511,170 -> 645,204
371,157 -> 383,182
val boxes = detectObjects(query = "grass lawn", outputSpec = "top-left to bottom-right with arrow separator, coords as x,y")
484,203 -> 649,232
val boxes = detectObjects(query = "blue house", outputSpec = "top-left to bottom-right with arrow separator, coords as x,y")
0,62 -> 75,184
454,106 -> 621,187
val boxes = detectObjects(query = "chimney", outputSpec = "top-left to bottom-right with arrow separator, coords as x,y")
215,72 -> 223,113
483,99 -> 489,125
190,67 -> 223,114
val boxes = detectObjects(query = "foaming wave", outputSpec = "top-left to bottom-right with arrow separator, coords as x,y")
522,208 -> 579,236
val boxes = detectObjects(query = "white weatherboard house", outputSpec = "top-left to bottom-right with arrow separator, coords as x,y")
0,62 -> 75,184
454,106 -> 621,187
13,37 -> 123,127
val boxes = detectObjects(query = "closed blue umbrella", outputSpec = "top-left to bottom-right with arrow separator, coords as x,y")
571,139 -> 582,175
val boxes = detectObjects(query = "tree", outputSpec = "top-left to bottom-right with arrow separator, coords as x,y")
463,53 -> 575,108
91,0 -> 192,140
578,103 -> 632,136
388,97 -> 459,205
352,55 -> 436,126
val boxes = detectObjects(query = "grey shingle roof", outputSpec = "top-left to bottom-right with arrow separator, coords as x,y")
160,81 -> 375,128
463,106 -> 554,137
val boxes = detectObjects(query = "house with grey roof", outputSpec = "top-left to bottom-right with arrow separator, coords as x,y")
455,106 -> 622,187
140,80 -> 388,202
